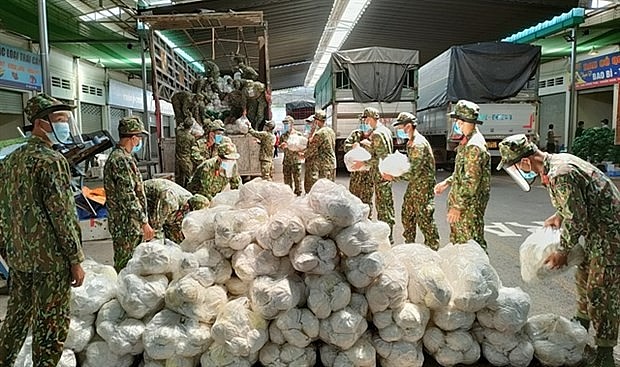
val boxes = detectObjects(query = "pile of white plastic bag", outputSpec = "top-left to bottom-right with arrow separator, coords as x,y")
14,178 -> 589,367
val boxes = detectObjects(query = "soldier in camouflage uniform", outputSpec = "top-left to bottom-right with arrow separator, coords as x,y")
175,117 -> 197,189
144,178 -> 209,243
303,114 -> 317,193
304,110 -> 336,191
497,134 -> 620,366
279,115 -> 303,195
233,54 -> 260,81
191,119 -> 225,168
385,112 -> 440,249
435,100 -> 491,250
0,94 -> 85,366
187,141 -> 242,200
104,116 -> 155,272
343,122 -> 373,209
248,119 -> 276,180
171,91 -> 194,126
359,107 -> 395,237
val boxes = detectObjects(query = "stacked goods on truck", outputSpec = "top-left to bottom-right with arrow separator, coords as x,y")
313,47 -> 420,168
169,56 -> 270,179
416,41 -> 541,168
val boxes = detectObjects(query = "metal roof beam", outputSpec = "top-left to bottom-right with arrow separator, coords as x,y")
136,11 -> 264,30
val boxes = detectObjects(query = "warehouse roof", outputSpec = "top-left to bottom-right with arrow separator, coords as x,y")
0,0 -> 578,91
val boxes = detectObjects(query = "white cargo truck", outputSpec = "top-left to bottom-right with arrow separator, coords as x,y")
313,46 -> 420,167
416,41 -> 541,168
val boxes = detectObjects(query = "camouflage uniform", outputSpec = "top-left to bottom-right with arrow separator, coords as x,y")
0,94 -> 84,367
248,121 -> 276,180
187,142 -> 242,200
171,91 -> 194,126
175,121 -> 196,189
304,110 -> 336,191
446,101 -> 491,250
241,80 -> 267,130
280,119 -> 303,195
343,129 -> 373,208
546,154 -> 619,349
144,178 -> 209,243
104,117 -> 149,272
190,119 -> 225,170
499,135 -> 619,358
393,113 -> 440,249
361,108 -> 395,234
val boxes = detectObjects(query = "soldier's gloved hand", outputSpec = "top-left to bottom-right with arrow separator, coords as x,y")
142,223 -> 155,241
71,263 -> 85,287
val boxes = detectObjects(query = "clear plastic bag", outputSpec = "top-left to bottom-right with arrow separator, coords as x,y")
308,179 -> 370,228
285,134 -> 308,152
344,146 -> 371,172
70,259 -> 117,316
378,151 -> 410,177
525,314 -> 588,367
519,227 -> 585,283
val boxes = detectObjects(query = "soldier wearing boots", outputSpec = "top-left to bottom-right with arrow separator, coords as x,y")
280,115 -> 303,195
498,134 -> 619,367
434,100 -> 491,250
385,112 -> 440,249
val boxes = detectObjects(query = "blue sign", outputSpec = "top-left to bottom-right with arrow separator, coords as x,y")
0,44 -> 42,91
575,52 -> 620,90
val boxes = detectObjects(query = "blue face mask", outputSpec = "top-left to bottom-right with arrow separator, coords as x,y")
359,123 -> 370,133
46,121 -> 72,145
132,139 -> 143,154
396,129 -> 408,139
214,134 -> 223,144
283,124 -> 290,133
518,168 -> 538,184
452,121 -> 462,136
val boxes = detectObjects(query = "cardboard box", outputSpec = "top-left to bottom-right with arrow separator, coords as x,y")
79,217 -> 111,241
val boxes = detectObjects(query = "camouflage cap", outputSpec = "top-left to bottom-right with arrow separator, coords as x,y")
25,94 -> 75,123
218,141 -> 240,160
282,115 -> 294,124
449,100 -> 483,124
119,116 -> 148,136
314,110 -> 327,121
362,107 -> 380,119
188,194 -> 209,210
497,134 -> 537,170
264,120 -> 275,130
392,112 -> 418,127
210,119 -> 225,132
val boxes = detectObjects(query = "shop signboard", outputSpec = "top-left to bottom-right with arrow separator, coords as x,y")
575,52 -> 620,90
0,43 -> 42,91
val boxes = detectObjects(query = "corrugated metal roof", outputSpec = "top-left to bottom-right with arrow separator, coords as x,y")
342,0 -> 579,65
0,0 -> 579,91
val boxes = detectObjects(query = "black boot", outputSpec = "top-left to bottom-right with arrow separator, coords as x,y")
587,347 -> 615,367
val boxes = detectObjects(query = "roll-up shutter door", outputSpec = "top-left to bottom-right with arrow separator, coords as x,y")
80,102 -> 102,133
109,107 -> 126,142
0,90 -> 24,114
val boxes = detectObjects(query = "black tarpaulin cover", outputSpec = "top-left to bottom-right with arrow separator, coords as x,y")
331,47 -> 420,103
417,42 -> 541,111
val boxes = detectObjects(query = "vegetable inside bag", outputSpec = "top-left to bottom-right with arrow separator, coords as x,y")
379,151 -> 410,177
519,227 -> 585,283
344,146 -> 371,172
